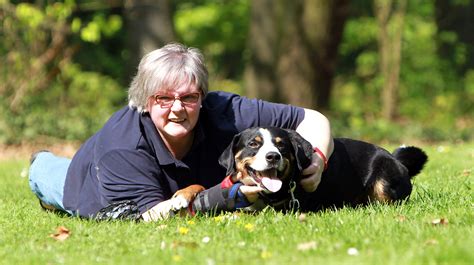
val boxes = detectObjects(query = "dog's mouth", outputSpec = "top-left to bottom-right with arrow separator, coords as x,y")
245,165 -> 283,193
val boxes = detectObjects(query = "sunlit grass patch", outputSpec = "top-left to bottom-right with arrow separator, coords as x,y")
0,143 -> 472,264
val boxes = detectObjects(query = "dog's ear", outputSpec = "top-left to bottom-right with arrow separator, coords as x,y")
284,129 -> 313,172
218,132 -> 242,176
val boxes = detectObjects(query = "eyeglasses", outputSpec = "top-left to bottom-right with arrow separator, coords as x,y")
153,92 -> 201,108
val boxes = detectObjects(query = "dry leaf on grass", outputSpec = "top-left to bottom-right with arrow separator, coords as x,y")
171,241 -> 198,249
396,215 -> 407,222
297,241 -> 317,251
431,218 -> 449,226
425,239 -> 439,245
50,226 -> 70,241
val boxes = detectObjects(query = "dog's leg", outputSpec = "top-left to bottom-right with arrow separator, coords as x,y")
142,184 -> 205,221
172,184 -> 206,209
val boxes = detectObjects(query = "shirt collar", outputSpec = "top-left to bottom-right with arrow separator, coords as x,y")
140,112 -> 176,166
139,111 -> 207,166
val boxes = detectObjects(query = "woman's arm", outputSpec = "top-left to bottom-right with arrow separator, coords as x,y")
295,108 -> 334,192
141,179 -> 264,222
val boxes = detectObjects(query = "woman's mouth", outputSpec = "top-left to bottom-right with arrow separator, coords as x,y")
169,118 -> 186,123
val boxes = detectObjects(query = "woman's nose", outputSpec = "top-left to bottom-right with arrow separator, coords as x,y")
170,98 -> 185,111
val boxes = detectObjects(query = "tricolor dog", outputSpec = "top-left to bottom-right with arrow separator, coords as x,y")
169,126 -> 428,214
216,127 -> 428,211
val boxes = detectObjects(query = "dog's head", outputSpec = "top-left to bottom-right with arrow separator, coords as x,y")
218,127 -> 313,193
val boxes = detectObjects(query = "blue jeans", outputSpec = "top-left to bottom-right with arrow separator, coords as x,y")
29,152 -> 73,214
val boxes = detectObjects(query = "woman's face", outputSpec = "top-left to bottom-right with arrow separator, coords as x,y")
147,83 -> 202,145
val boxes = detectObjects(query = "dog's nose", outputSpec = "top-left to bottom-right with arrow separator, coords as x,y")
266,152 -> 281,163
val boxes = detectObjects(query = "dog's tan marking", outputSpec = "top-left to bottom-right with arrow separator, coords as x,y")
235,156 -> 256,184
275,137 -> 282,144
173,184 -> 205,203
234,150 -> 242,162
370,179 -> 391,202
254,136 -> 262,143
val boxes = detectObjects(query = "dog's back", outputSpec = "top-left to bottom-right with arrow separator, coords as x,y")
299,138 -> 428,211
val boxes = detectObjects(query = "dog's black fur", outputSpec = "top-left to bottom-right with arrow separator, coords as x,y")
218,127 -> 428,211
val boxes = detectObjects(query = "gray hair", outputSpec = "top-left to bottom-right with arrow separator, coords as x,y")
128,43 -> 209,112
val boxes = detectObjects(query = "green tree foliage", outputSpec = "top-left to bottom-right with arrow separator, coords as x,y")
0,0 -> 125,143
0,0 -> 472,144
174,0 -> 249,87
332,0 -> 473,142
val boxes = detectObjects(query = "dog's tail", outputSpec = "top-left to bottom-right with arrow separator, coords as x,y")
392,146 -> 428,178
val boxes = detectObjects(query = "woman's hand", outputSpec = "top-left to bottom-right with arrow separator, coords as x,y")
300,152 -> 325,192
233,172 -> 263,202
238,185 -> 264,202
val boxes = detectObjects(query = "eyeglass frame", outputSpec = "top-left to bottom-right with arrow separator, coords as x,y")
152,92 -> 202,108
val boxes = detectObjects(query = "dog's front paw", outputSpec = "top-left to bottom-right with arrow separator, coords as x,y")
169,195 -> 189,211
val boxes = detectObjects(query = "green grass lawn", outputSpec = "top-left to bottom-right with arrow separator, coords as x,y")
0,143 -> 472,265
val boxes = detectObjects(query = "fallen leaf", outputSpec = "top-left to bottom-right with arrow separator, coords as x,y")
425,239 -> 438,245
462,169 -> 471,177
431,218 -> 449,226
50,226 -> 70,241
396,215 -> 407,222
297,241 -> 317,251
171,241 -> 198,249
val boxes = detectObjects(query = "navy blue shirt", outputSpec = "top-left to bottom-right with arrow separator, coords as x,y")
63,91 -> 305,217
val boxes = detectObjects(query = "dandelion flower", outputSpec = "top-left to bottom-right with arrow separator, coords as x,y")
178,227 -> 189,235
244,223 -> 254,231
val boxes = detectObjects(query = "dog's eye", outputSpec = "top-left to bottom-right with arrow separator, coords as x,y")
248,140 -> 260,148
274,141 -> 287,150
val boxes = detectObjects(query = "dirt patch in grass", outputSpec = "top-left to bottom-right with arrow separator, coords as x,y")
0,142 -> 79,161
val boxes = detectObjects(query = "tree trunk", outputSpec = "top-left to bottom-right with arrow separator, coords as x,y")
375,0 -> 407,121
245,0 -> 349,110
435,0 -> 474,73
244,0 -> 279,102
277,0 -> 315,108
303,0 -> 349,110
124,0 -> 176,75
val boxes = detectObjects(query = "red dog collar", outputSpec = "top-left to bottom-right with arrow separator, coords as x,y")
313,147 -> 328,171
221,175 -> 234,189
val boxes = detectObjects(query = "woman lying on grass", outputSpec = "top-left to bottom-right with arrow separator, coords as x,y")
28,43 -> 333,221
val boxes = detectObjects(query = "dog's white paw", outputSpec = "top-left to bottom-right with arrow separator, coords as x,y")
143,196 -> 191,221
169,195 -> 189,211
